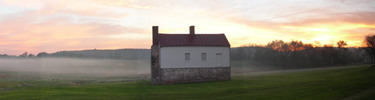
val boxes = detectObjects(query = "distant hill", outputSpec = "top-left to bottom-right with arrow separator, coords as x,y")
33,49 -> 151,59
69,49 -> 150,59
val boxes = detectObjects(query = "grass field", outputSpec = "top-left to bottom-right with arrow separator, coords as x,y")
1,59 -> 374,99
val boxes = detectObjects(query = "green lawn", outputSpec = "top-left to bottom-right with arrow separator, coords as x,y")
1,65 -> 375,100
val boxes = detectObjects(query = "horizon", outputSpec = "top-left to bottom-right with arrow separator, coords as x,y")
1,0 -> 374,55
0,45 -> 363,56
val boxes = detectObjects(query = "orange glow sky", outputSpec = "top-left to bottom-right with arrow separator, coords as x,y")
0,0 -> 375,55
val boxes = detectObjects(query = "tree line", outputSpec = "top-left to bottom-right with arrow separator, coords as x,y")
0,51 -> 86,58
0,49 -> 151,60
231,35 -> 375,69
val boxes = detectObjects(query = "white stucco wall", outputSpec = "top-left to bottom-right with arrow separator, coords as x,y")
160,46 -> 230,68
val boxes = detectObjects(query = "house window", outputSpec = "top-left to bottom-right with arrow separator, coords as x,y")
185,53 -> 190,61
201,53 -> 206,61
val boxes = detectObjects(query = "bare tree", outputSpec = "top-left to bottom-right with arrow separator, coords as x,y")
266,40 -> 289,52
19,52 -> 28,57
314,41 -> 322,47
290,40 -> 304,51
364,35 -> 375,63
266,40 -> 292,67
250,39 -> 361,68
303,44 -> 314,50
28,54 -> 35,57
337,40 -> 347,48
37,52 -> 48,57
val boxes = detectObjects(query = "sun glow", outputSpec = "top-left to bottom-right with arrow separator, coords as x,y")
311,35 -> 336,44
306,28 -> 332,32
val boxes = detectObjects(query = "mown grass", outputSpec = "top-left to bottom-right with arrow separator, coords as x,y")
1,65 -> 375,100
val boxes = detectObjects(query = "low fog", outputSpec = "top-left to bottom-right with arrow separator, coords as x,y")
0,58 -> 279,74
0,58 -> 149,75
0,58 -> 150,82
0,58 -> 280,83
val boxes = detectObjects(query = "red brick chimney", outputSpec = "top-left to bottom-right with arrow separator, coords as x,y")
189,25 -> 195,35
152,26 -> 158,45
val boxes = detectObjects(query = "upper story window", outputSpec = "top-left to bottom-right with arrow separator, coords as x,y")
201,53 -> 206,61
185,53 -> 190,61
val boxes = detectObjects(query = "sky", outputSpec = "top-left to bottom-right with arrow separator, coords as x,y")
0,0 -> 374,55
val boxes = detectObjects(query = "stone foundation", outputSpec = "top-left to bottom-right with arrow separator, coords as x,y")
159,67 -> 230,85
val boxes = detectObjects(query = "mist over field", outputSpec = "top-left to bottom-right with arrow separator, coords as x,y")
0,58 -> 149,75
0,58 -> 274,81
0,58 -> 151,83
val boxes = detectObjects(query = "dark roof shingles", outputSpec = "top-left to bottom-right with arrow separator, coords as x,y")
159,34 -> 230,46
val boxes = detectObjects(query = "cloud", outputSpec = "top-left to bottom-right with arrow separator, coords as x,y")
0,9 -> 148,55
1,0 -> 130,18
1,0 -> 375,55
92,0 -> 163,9
224,4 -> 375,47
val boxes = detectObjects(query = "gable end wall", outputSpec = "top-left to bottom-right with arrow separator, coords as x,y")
157,46 -> 231,85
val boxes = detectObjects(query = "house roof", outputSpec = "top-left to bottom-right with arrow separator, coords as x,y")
158,34 -> 230,46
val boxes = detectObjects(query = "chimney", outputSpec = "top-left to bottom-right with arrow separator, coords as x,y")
189,25 -> 195,35
152,26 -> 158,45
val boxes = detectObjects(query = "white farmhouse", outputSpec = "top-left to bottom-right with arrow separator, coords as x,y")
151,26 -> 231,85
